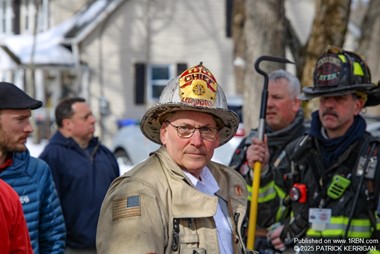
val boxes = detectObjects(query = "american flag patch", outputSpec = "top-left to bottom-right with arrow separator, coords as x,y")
112,195 -> 141,220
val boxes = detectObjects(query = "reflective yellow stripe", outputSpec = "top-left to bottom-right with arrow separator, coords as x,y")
247,184 -> 252,201
275,203 -> 286,222
273,185 -> 286,221
258,181 -> 276,203
367,215 -> 380,254
256,181 -> 286,203
307,216 -> 374,238
247,180 -> 277,202
254,181 -> 287,222
274,184 -> 286,199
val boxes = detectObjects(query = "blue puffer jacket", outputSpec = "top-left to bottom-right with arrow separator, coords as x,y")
0,151 -> 66,254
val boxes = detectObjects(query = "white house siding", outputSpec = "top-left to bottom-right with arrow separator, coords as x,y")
285,0 -> 315,45
78,0 -> 235,145
50,0 -> 89,26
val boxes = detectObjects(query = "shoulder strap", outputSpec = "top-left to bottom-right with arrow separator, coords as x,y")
357,135 -> 377,186
364,137 -> 380,242
288,135 -> 313,162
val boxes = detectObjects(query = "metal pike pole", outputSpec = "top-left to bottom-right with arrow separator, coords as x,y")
247,56 -> 294,250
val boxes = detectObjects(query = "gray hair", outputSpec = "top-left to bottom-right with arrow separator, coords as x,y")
268,69 -> 301,99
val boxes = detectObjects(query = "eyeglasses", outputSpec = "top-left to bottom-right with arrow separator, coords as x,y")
165,121 -> 218,140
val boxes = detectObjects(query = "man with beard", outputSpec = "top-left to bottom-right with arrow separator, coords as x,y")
229,69 -> 305,252
0,82 -> 66,253
249,47 -> 380,253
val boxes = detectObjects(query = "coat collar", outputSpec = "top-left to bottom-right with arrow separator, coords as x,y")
154,147 -> 247,218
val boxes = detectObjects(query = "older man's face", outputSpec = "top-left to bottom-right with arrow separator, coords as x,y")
160,110 -> 220,178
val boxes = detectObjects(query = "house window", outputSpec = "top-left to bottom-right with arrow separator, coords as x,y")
0,0 -> 13,34
134,63 -> 187,105
148,64 -> 175,103
17,0 -> 48,34
21,0 -> 32,32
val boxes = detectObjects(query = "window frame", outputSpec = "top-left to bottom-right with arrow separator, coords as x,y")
147,64 -> 175,104
0,0 -> 13,34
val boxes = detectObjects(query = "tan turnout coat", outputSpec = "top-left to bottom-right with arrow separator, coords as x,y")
96,147 -> 249,254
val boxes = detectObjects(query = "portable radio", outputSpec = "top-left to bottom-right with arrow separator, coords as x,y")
327,174 -> 351,199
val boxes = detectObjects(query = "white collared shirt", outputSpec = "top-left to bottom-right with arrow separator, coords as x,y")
184,167 -> 233,254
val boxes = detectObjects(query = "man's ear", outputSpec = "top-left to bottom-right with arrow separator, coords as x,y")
292,98 -> 301,112
160,124 -> 168,145
61,118 -> 71,129
354,98 -> 365,116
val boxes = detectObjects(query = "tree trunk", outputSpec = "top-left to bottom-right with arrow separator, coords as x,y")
232,0 -> 246,95
234,0 -> 354,128
242,0 -> 286,131
357,0 -> 380,116
301,0 -> 351,116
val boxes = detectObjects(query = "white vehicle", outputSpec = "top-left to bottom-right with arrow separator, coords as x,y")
367,121 -> 380,137
111,124 -> 159,168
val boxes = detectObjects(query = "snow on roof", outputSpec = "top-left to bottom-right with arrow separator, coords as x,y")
0,0 -> 112,68
64,0 -> 109,39
1,35 -> 75,66
0,17 -> 76,67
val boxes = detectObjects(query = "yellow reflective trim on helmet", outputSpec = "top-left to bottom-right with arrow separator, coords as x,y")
338,54 -> 364,76
338,54 -> 346,63
353,62 -> 365,76
338,53 -> 365,76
